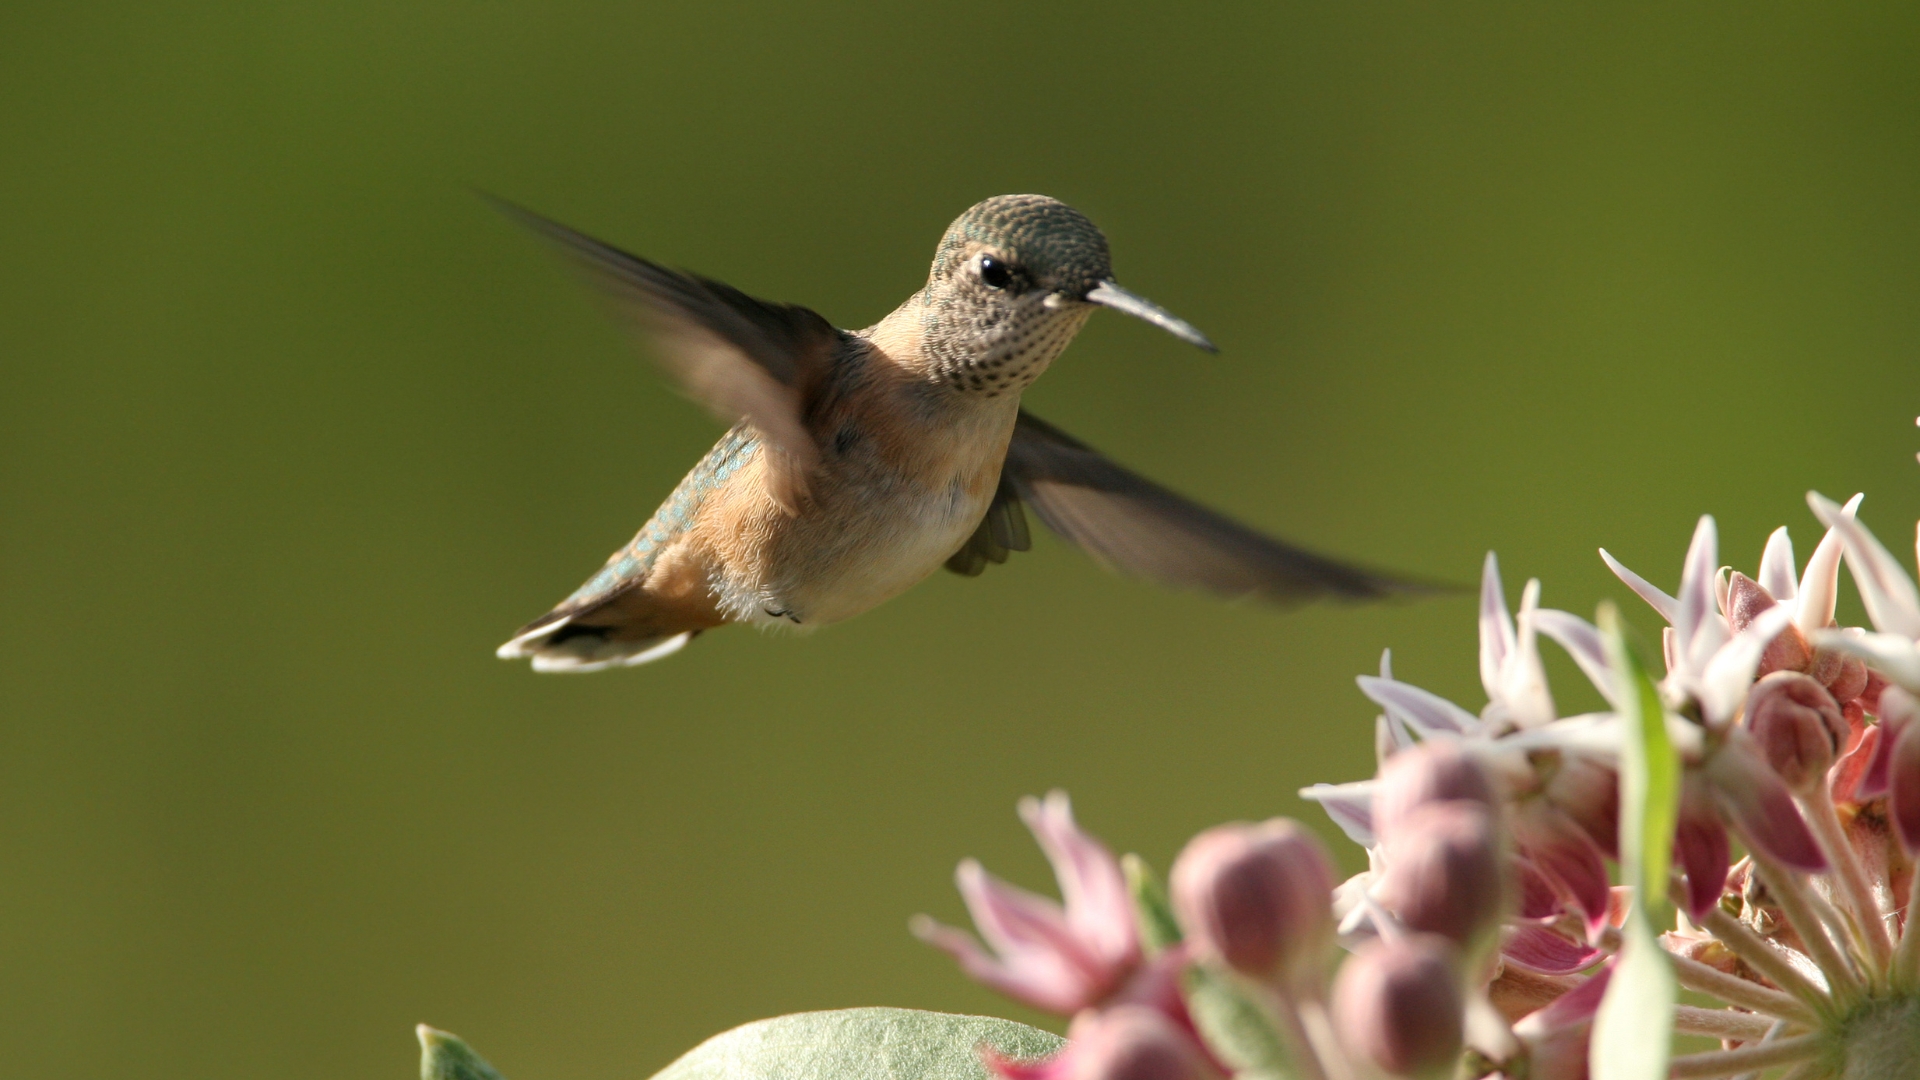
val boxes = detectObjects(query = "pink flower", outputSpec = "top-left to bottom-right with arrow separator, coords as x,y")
1602,516 -> 1794,728
913,792 -> 1141,1015
1866,686 -> 1920,851
1510,964 -> 1612,1080
1601,516 -> 1827,886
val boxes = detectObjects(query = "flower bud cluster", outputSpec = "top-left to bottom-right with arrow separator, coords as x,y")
920,488 -> 1920,1080
1371,744 -> 1507,949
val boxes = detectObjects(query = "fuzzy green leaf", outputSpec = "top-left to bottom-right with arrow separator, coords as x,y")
1183,966 -> 1299,1080
1122,853 -> 1184,953
418,1025 -> 507,1080
1599,601 -> 1679,906
1592,602 -> 1679,1080
650,1008 -> 1062,1080
1590,913 -> 1676,1080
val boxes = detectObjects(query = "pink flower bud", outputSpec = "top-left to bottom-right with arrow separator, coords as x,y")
1372,740 -> 1498,845
1170,819 -> 1334,982
1330,936 -> 1465,1078
1744,671 -> 1847,793
1805,642 -> 1869,706
1727,573 -> 1816,679
1860,669 -> 1889,716
1377,802 -> 1507,946
1724,571 -> 1774,629
1825,653 -> 1870,706
987,1005 -> 1221,1080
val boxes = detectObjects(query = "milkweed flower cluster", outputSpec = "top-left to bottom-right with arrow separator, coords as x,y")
919,486 -> 1920,1080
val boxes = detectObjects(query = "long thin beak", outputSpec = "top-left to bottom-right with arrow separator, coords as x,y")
1084,280 -> 1218,352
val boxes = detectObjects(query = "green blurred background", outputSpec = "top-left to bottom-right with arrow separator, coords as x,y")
2,3 -> 1917,1077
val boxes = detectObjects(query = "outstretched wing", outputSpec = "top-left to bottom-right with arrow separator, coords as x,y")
487,196 -> 842,509
960,409 -> 1432,602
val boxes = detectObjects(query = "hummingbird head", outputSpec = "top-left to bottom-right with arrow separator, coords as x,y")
915,195 -> 1215,397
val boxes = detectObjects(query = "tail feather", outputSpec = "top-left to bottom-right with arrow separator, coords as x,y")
497,614 -> 698,673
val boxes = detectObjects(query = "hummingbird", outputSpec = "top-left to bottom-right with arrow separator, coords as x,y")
493,194 -> 1423,672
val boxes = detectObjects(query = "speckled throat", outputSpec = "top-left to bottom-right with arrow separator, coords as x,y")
919,300 -> 1094,398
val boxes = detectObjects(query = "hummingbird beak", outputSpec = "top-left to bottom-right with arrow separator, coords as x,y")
1083,280 -> 1218,352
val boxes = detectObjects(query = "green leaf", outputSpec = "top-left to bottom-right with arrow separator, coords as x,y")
1590,912 -> 1676,1080
1125,858 -> 1295,1080
650,1008 -> 1063,1080
418,1025 -> 508,1080
1592,602 -> 1680,1080
1183,966 -> 1298,1080
1122,853 -> 1183,953
1598,602 -> 1680,907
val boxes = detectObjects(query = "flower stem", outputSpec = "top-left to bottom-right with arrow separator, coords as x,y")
1667,1033 -> 1822,1078
1894,899 -> 1920,991
1728,1018 -> 1790,1080
1264,989 -> 1336,1080
1799,787 -> 1894,974
1694,906 -> 1831,1019
1749,852 -> 1867,1002
1672,1004 -> 1790,1041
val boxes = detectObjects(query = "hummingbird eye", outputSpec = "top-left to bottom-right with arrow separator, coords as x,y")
978,255 -> 1013,290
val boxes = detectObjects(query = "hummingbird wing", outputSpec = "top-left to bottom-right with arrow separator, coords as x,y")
981,409 -> 1429,602
944,476 -> 1033,576
487,197 -> 841,510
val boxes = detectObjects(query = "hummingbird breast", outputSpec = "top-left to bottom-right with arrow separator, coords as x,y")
690,380 -> 1019,629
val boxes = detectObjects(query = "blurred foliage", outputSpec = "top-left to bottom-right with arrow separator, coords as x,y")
1,3 -> 1916,1078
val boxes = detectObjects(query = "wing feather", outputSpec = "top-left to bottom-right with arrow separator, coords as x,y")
487,196 -> 842,509
994,410 -> 1435,602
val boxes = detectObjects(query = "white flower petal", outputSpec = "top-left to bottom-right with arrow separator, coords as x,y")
1795,493 -> 1862,634
1356,675 -> 1482,736
1700,605 -> 1794,725
1498,713 -> 1624,756
1299,782 -> 1377,847
1677,517 -> 1728,675
1796,527 -> 1845,634
1534,608 -> 1618,705
1500,579 -> 1556,727
1600,547 -> 1679,623
1808,491 -> 1920,639
1758,526 -> 1798,601
1480,552 -> 1515,702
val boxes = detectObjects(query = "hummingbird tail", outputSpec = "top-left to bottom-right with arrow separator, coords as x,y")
495,614 -> 697,673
